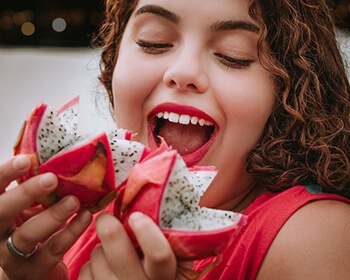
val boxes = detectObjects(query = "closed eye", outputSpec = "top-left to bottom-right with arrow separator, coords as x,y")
136,40 -> 173,54
215,53 -> 253,69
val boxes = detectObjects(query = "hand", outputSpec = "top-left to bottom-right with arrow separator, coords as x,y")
78,212 -> 178,280
0,155 -> 93,280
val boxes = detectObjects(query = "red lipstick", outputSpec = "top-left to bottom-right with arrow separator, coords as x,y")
147,103 -> 218,166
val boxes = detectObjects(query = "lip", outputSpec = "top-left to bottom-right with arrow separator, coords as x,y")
147,102 -> 218,167
149,103 -> 217,123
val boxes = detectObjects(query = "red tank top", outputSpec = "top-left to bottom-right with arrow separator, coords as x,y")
65,185 -> 350,280
192,185 -> 350,279
64,203 -> 114,280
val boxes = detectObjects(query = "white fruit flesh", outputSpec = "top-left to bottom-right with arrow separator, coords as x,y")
160,155 -> 243,231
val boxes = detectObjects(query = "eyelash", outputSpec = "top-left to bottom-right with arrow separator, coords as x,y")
136,40 -> 172,54
215,53 -> 253,69
136,40 -> 254,69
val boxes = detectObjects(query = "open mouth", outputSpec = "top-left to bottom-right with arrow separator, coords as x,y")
148,105 -> 217,166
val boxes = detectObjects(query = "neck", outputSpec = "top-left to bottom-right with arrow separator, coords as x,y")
231,184 -> 267,213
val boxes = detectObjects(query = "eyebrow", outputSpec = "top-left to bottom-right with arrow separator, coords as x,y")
135,5 -> 180,24
211,20 -> 260,34
134,4 -> 259,34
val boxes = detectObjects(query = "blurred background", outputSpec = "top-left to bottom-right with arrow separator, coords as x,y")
1,0 -> 349,47
0,0 -> 349,163
0,0 -> 115,163
0,0 -> 102,47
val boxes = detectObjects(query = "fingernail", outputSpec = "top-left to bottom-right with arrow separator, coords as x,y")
62,196 -> 79,213
39,173 -> 57,189
13,155 -> 30,171
129,212 -> 144,221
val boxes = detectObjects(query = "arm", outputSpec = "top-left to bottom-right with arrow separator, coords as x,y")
257,199 -> 350,280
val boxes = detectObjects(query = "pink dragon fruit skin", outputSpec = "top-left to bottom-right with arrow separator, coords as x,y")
13,97 -> 119,212
38,132 -> 117,211
14,102 -> 49,183
115,141 -> 247,261
161,221 -> 247,261
14,96 -> 81,179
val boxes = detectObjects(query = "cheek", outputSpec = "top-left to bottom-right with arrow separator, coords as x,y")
112,51 -> 153,125
218,69 -> 274,117
112,61 -> 147,130
112,42 -> 165,105
216,71 -> 275,145
111,42 -> 168,136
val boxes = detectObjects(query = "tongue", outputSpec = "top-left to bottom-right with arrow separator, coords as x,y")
157,122 -> 209,155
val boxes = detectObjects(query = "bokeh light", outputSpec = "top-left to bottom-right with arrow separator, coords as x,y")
52,17 -> 67,32
21,21 -> 35,36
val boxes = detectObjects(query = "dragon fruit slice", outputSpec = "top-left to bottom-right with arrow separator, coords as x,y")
13,97 -> 149,212
108,132 -> 150,188
115,141 -> 247,262
14,97 -> 80,180
37,132 -> 116,211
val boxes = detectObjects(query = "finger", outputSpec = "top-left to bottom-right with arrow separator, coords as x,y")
47,261 -> 70,280
95,213 -> 143,279
0,211 -> 90,280
89,246 -> 118,280
78,262 -> 94,280
11,195 -> 81,254
15,205 -> 46,226
24,211 -> 92,274
0,155 -> 31,191
3,210 -> 93,279
36,210 -> 92,262
128,212 -> 177,280
0,172 -> 58,223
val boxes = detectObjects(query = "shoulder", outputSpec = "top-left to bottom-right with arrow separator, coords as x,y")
256,198 -> 350,280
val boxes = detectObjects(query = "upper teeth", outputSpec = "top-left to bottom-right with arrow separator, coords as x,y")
156,112 -> 213,126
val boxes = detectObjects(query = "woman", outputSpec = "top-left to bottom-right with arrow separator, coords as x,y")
1,0 -> 349,279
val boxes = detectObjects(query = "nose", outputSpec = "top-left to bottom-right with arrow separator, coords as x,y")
163,46 -> 209,93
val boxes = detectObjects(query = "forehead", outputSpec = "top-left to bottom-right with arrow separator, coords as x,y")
132,0 -> 254,24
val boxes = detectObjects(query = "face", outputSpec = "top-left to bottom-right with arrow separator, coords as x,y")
112,0 -> 276,209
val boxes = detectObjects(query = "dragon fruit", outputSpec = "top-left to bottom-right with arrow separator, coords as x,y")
14,97 -> 149,212
108,132 -> 149,188
14,97 -> 247,274
115,141 -> 247,264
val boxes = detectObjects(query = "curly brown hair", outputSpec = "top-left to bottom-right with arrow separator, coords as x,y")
95,0 -> 350,199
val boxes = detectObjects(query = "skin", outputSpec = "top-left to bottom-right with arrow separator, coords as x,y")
112,0 -> 276,211
1,1 -> 349,280
256,200 -> 350,280
0,155 -> 93,280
